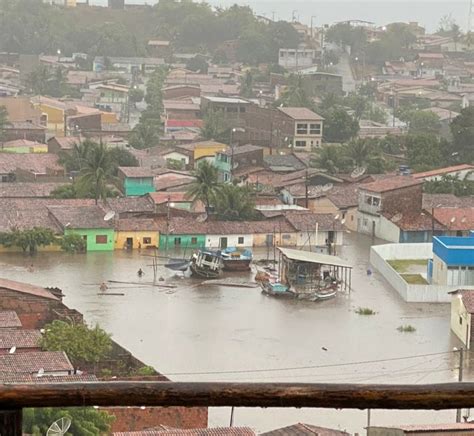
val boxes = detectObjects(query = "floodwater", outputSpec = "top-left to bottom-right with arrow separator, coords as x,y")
0,233 -> 467,434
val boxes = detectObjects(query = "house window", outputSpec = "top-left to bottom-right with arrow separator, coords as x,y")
143,237 -> 151,244
238,237 -> 244,244
96,235 -> 107,244
174,237 -> 181,246
296,123 -> 308,134
295,140 -> 307,148
224,172 -> 231,182
191,237 -> 198,245
310,123 -> 321,135
282,234 -> 291,240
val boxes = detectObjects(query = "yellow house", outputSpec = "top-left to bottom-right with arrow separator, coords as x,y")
115,219 -> 159,250
0,139 -> 47,153
100,112 -> 119,124
176,141 -> 228,167
31,96 -> 67,137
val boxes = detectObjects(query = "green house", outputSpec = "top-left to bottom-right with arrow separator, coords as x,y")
118,167 -> 156,197
159,234 -> 206,251
48,205 -> 115,252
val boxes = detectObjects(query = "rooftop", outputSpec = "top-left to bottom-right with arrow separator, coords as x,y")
0,373 -> 98,384
222,144 -> 263,157
113,427 -> 255,436
0,153 -> 64,175
0,183 -> 67,198
116,218 -> 161,232
412,164 -> 474,179
284,212 -> 345,232
1,139 -> 44,149
48,205 -> 113,229
203,96 -> 250,104
0,329 -> 41,350
148,192 -> 190,204
0,351 -> 73,374
118,166 -> 154,178
459,290 -> 474,314
278,107 -> 324,121
0,277 -> 59,301
278,247 -> 352,268
361,176 -> 423,193
261,423 -> 349,436
432,208 -> 474,230
372,423 -> 474,432
0,311 -> 22,329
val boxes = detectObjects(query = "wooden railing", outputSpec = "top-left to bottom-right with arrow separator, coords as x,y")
2,381 -> 474,435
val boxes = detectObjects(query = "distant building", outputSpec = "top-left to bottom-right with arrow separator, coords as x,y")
108,0 -> 124,9
278,107 -> 324,151
117,167 -> 156,197
278,45 -> 316,70
262,423 -> 349,436
147,40 -> 171,58
214,144 -> 264,183
298,69 -> 344,97
368,423 -> 474,435
451,289 -> 474,349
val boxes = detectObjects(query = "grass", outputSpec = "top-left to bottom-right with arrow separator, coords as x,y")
388,259 -> 428,273
401,274 -> 428,285
397,325 -> 416,333
355,307 -> 376,315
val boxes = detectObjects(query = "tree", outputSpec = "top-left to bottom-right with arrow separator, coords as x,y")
186,160 -> 220,210
60,233 -> 86,253
50,184 -> 77,199
201,109 -> 229,143
76,141 -> 115,204
0,105 -> 10,143
450,107 -> 474,162
23,407 -> 114,436
0,228 -> 56,254
108,147 -> 139,174
342,139 -> 385,173
40,320 -> 112,366
59,140 -> 93,172
405,134 -> 443,172
128,87 -> 144,103
424,173 -> 474,196
323,108 -> 359,143
185,56 -> 208,73
408,111 -> 441,135
310,145 -> 344,174
240,70 -> 254,98
214,184 -> 257,221
128,119 -> 162,149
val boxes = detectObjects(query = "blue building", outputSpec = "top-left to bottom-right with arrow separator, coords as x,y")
431,235 -> 474,286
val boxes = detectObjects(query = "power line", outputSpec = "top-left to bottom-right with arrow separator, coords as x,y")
164,351 -> 453,377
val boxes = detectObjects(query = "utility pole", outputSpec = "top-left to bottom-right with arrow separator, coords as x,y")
456,348 -> 465,423
165,195 -> 171,253
305,169 -> 309,209
367,408 -> 371,434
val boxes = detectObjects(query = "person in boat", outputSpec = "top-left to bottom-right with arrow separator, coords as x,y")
99,282 -> 108,292
137,268 -> 145,277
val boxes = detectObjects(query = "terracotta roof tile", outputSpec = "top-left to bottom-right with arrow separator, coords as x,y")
106,197 -> 155,214
381,211 -> 445,231
0,311 -> 22,329
327,185 -> 360,208
0,153 -> 64,174
0,183 -> 67,198
360,176 -> 423,193
284,212 -> 343,232
432,208 -> 474,231
113,427 -> 256,436
278,107 -> 324,121
0,329 -> 41,349
1,139 -> 44,149
422,193 -> 472,209
149,192 -> 190,204
0,278 -> 59,301
376,423 -> 474,432
118,167 -> 154,178
0,351 -> 73,373
413,164 -> 474,179
48,205 -> 113,229
0,373 -> 98,383
460,290 -> 474,314
261,423 -> 349,436
117,219 -> 160,231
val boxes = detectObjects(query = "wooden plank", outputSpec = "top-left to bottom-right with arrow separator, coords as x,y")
1,382 -> 474,410
0,409 -> 22,436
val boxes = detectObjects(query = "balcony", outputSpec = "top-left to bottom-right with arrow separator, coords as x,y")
2,381 -> 474,434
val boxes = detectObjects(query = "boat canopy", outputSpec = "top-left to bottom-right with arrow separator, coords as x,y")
278,247 -> 352,269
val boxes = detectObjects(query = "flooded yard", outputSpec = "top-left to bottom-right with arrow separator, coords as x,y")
0,233 -> 464,434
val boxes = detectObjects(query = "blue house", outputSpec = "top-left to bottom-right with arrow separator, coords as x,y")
431,236 -> 474,286
118,167 -> 156,197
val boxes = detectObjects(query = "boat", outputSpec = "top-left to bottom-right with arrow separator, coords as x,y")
164,258 -> 190,272
220,247 -> 253,271
190,250 -> 223,278
261,280 -> 294,298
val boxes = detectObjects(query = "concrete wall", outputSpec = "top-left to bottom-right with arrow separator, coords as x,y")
65,229 -> 114,252
124,178 -> 155,197
451,295 -> 470,347
370,243 -> 474,303
378,215 -> 401,243
206,234 -> 253,249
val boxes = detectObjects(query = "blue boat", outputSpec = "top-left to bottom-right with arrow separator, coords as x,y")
220,247 -> 253,271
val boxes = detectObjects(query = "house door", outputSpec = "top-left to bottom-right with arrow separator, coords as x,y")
82,235 -> 87,250
126,237 -> 133,250
220,237 -> 228,249
266,234 -> 273,247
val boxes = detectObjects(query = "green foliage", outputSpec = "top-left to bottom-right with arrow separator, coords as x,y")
424,174 -> 474,196
214,184 -> 257,221
310,145 -> 344,174
26,65 -> 76,98
40,320 -> 112,365
378,135 -> 405,155
134,365 -> 157,376
186,160 -> 220,209
342,139 -> 386,174
407,111 -> 441,135
325,23 -> 367,54
0,105 -> 10,142
167,158 -> 185,171
0,227 -> 56,254
128,87 -> 144,103
355,307 -> 376,315
185,56 -> 208,73
23,407 -> 114,436
50,184 -> 77,199
450,107 -> 474,162
108,147 -> 139,173
128,118 -> 162,149
60,233 -> 86,253
240,70 -> 254,98
278,74 -> 313,108
323,108 -> 360,143
397,324 -> 416,333
405,134 -> 443,172
201,109 -> 229,143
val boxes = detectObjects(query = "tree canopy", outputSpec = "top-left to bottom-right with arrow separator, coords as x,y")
450,107 -> 474,162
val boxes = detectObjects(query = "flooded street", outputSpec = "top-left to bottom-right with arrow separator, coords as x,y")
0,233 -> 464,434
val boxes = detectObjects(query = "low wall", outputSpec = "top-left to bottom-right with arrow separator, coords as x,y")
370,243 -> 474,303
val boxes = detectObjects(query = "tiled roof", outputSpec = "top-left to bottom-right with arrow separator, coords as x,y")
154,174 -> 196,191
261,423 -> 349,436
327,185 -> 360,208
263,155 -> 307,172
460,290 -> 474,314
278,107 -> 324,121
106,197 -> 155,214
119,166 -> 154,178
222,144 -> 263,157
0,311 -> 22,329
381,211 -> 445,231
7,121 -> 46,130
0,329 -> 41,349
285,183 -> 325,198
360,176 -> 423,193
0,351 -> 73,373
284,212 -> 344,232
0,96 -> 41,122
177,141 -> 226,151
432,208 -> 474,231
0,373 -> 98,383
413,164 -> 474,179
0,153 -> 64,174
1,139 -> 44,149
117,219 -> 160,231
149,192 -> 190,204
0,183 -> 67,198
113,427 -> 256,436
48,205 -> 113,229
166,119 -> 204,128
48,136 -> 81,150
0,278 -> 59,301
422,193 -> 470,209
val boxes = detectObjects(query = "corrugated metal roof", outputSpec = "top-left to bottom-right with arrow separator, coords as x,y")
278,247 -> 352,268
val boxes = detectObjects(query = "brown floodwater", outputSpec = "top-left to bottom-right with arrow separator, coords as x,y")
0,233 -> 467,434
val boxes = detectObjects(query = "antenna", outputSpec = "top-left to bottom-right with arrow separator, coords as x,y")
104,211 -> 116,221
351,166 -> 367,178
8,346 -> 16,354
47,417 -> 72,436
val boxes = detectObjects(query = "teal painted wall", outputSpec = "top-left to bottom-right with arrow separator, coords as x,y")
124,177 -> 155,196
65,228 -> 115,251
159,234 -> 206,250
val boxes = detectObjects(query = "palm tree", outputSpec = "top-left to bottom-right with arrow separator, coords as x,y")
186,161 -> 220,211
342,139 -> 386,174
310,145 -> 342,174
77,141 -> 115,204
214,184 -> 256,221
59,140 -> 93,172
0,105 -> 11,143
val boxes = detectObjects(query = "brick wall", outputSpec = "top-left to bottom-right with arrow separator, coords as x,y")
381,184 -> 423,215
104,406 -> 208,432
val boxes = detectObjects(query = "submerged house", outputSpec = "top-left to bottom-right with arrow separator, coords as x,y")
115,218 -> 160,250
118,167 -> 156,197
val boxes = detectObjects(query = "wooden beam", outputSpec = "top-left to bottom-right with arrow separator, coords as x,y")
2,382 -> 474,410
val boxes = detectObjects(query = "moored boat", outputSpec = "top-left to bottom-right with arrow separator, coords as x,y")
221,247 -> 253,271
190,250 -> 223,278
164,258 -> 190,272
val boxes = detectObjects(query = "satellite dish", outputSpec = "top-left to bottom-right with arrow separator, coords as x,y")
334,214 -> 340,220
36,367 -> 45,377
461,217 -> 467,223
392,213 -> 403,223
351,166 -> 367,178
47,417 -> 72,436
321,183 -> 333,192
104,211 -> 116,221
8,346 -> 16,354
451,217 -> 456,223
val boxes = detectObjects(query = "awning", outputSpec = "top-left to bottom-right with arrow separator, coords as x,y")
278,247 -> 352,268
